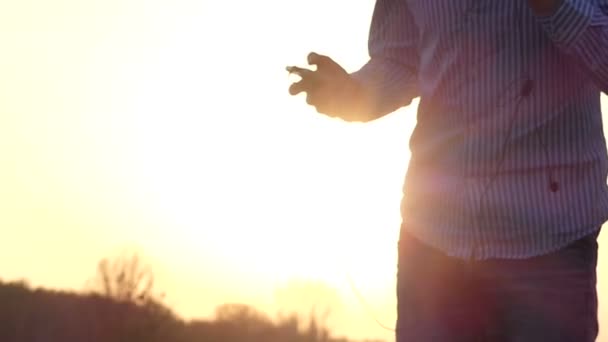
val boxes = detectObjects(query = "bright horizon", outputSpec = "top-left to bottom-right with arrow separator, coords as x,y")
1,1 -> 608,341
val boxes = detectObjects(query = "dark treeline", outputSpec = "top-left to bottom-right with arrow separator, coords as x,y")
0,280 -> 384,342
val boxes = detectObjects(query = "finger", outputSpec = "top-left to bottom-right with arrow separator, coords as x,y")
287,66 -> 315,95
289,81 -> 305,96
288,70 -> 322,95
305,86 -> 332,110
312,98 -> 334,116
307,52 -> 335,70
306,92 -> 315,106
289,76 -> 318,96
286,65 -> 313,78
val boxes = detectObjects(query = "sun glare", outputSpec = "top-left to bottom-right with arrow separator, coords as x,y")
1,0 -> 419,340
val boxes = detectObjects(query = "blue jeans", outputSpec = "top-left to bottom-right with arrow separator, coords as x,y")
396,229 -> 600,341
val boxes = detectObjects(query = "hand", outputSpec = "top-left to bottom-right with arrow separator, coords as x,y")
288,52 -> 372,122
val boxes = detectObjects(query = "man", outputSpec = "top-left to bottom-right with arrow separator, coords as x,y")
288,0 -> 608,341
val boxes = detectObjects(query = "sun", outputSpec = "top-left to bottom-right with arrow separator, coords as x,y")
63,0 -> 418,338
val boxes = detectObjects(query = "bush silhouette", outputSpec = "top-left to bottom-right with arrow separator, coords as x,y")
0,253 -> 383,342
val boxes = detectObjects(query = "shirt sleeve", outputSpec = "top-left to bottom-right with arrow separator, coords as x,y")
350,0 -> 420,117
536,0 -> 608,93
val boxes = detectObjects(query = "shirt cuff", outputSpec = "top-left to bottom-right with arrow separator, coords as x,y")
350,58 -> 419,117
349,60 -> 384,115
350,59 -> 385,89
537,0 -> 595,49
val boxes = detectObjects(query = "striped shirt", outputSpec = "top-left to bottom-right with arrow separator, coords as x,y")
352,0 -> 608,259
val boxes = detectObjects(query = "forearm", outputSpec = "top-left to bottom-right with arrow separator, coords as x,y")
350,57 -> 419,122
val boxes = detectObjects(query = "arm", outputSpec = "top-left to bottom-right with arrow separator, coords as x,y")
350,0 -> 420,119
529,0 -> 608,93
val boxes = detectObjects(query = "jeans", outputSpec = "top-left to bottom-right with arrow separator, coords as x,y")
396,229 -> 600,341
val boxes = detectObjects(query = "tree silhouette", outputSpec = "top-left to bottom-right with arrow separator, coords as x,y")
274,280 -> 341,336
85,252 -> 177,342
88,251 -> 159,306
0,278 -> 378,342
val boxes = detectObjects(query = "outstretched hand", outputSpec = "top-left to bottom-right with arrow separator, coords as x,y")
287,52 -> 372,121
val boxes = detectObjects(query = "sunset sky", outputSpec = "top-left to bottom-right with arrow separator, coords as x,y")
2,1 -> 608,340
